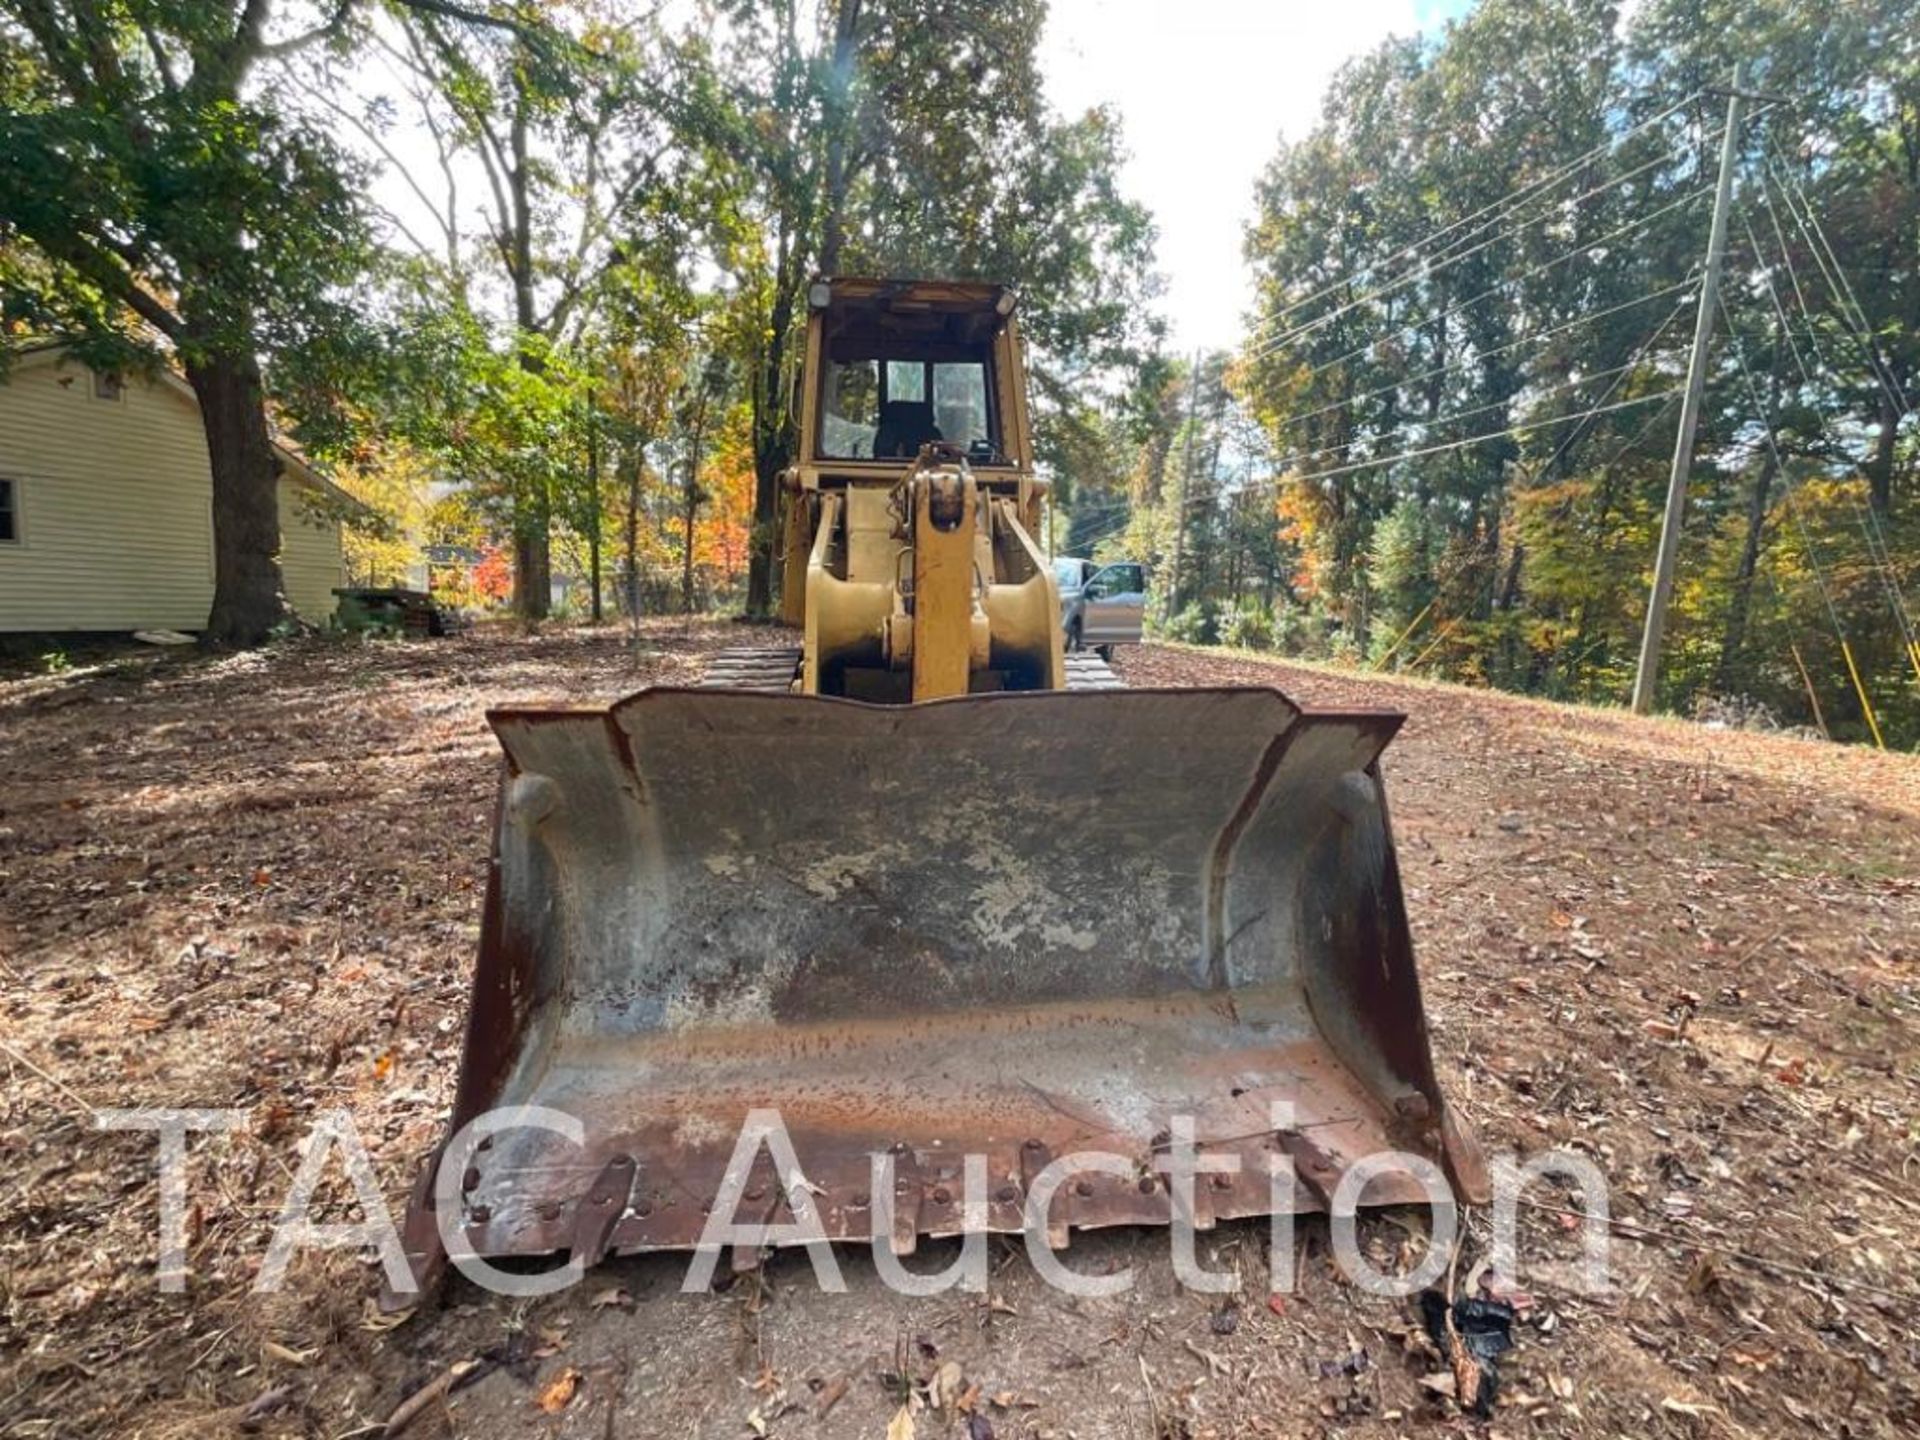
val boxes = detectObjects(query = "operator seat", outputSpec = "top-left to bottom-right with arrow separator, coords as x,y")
874,401 -> 942,458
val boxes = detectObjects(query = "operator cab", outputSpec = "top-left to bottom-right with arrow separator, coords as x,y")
807,278 -> 1022,469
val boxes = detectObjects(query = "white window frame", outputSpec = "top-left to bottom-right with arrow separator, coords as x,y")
0,476 -> 22,546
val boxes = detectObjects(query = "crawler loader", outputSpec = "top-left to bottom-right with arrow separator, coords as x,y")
393,278 -> 1486,1295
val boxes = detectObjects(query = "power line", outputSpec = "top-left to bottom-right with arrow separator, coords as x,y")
1265,346 -> 1677,479
1739,171 -> 1918,657
1720,297 -> 1889,746
1065,314 -> 1692,570
1762,154 -> 1909,421
1518,291 -> 1698,481
1757,164 -> 1817,320
1251,148 -> 1685,358
1207,388 -> 1684,508
1783,163 -> 1908,417
1751,218 -> 1912,652
1241,90 -> 1704,350
1265,274 -> 1699,442
1736,206 -> 1815,385
1719,300 -> 1847,632
1249,184 -> 1711,372
1094,291 -> 1693,544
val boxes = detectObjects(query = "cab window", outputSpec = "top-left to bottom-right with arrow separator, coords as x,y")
819,352 -> 998,461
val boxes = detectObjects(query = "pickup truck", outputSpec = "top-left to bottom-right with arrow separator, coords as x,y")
1052,557 -> 1148,659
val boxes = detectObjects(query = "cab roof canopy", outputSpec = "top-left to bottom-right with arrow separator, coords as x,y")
812,277 -> 1016,356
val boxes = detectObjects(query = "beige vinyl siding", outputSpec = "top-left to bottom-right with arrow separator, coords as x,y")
279,478 -> 345,621
0,354 -> 343,631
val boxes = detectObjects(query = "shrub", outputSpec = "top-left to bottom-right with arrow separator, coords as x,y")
1219,598 -> 1274,650
1159,602 -> 1212,645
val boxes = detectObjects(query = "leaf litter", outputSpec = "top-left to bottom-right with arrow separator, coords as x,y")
1,625 -> 1917,1436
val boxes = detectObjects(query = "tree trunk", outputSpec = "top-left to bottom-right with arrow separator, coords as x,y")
746,446 -> 782,618
508,71 -> 551,620
1715,448 -> 1778,691
818,0 -> 864,274
586,393 -> 603,623
188,348 -> 289,648
682,386 -> 711,614
1866,389 -> 1897,516
747,252 -> 800,619
1497,542 -> 1524,612
513,518 -> 552,619
624,447 -> 642,623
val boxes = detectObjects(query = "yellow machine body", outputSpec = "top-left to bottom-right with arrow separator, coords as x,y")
391,278 -> 1484,1300
779,278 -> 1062,702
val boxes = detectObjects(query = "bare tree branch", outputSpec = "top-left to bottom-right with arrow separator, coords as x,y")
390,0 -> 562,51
260,0 -> 356,60
404,14 -> 518,268
138,19 -> 181,96
30,222 -> 184,342
284,67 -> 459,260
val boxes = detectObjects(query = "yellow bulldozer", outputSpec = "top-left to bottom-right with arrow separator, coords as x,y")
392,278 -> 1485,1294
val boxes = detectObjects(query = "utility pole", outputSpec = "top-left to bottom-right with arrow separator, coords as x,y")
681,381 -> 712,615
1631,66 -> 1746,714
1168,347 -> 1201,613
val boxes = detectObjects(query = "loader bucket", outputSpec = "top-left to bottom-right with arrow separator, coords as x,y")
394,685 -> 1486,1293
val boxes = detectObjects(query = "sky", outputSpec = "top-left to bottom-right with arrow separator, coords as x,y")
1039,0 -> 1473,353
351,0 -> 1475,355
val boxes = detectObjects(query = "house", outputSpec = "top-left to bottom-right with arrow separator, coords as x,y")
0,346 -> 348,633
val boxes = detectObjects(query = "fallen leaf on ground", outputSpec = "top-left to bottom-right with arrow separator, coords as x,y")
929,1360 -> 965,1411
537,1366 -> 581,1413
1662,1397 -> 1722,1418
816,1375 -> 850,1417
886,1403 -> 918,1440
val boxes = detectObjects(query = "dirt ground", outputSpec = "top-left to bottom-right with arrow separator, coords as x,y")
3,621 -> 1918,1440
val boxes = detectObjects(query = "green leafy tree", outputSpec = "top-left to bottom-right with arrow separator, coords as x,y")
344,0 -> 700,617
0,0 -> 554,644
689,0 -> 1160,616
1234,0 -> 1916,742
0,1 -> 388,644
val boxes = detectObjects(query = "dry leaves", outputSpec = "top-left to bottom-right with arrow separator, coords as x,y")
816,1375 -> 850,1418
536,1366 -> 581,1414
928,1361 -> 966,1412
5,628 -> 1919,1437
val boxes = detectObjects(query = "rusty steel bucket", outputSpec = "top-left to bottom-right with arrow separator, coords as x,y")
392,685 -> 1486,1295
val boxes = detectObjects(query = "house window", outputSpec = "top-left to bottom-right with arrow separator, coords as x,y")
0,479 -> 18,543
93,371 -> 124,402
